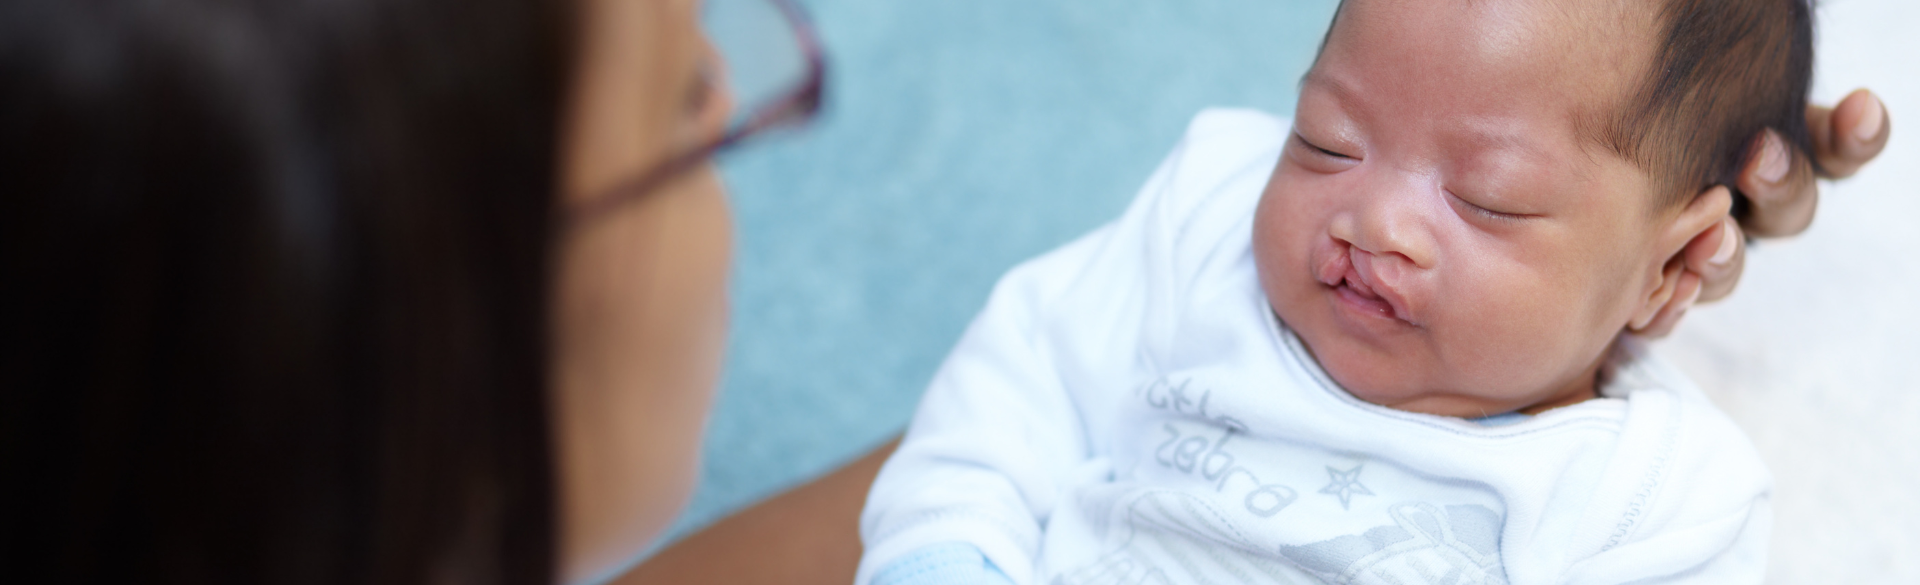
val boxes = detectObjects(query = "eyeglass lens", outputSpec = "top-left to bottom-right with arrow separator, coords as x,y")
702,0 -> 811,137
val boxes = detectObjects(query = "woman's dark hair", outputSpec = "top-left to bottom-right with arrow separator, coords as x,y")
1,0 -> 571,582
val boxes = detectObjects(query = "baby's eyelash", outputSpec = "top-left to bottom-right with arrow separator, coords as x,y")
1294,133 -> 1354,159
1450,191 -> 1527,222
1469,204 -> 1522,222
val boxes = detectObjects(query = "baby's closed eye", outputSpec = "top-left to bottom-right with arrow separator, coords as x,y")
1445,189 -> 1532,222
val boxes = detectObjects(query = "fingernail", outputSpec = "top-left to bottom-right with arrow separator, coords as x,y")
1758,131 -> 1789,183
1855,94 -> 1885,143
1710,217 -> 1738,265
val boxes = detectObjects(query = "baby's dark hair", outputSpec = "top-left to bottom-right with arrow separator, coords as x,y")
1315,0 -> 1817,212
1595,0 -> 1817,211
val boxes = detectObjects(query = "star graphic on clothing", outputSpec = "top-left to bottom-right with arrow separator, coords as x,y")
1319,464 -> 1373,510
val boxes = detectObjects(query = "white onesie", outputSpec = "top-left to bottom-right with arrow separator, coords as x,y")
856,109 -> 1772,585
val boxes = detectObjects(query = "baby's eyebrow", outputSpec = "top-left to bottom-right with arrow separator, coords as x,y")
1300,68 -> 1552,169
1441,124 -> 1563,187
1296,69 -> 1372,128
1454,126 -> 1536,154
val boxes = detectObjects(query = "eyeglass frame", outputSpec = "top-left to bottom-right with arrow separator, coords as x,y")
564,0 -> 825,229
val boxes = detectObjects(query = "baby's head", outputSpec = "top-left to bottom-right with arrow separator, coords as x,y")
1253,0 -> 1814,417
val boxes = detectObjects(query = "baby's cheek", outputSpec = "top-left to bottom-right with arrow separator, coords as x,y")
1251,188 -> 1318,290
1436,264 -> 1590,391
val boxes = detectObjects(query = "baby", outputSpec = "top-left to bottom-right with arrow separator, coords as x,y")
858,0 -> 1813,583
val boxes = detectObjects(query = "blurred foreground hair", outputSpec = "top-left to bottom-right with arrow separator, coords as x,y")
1,0 -> 570,583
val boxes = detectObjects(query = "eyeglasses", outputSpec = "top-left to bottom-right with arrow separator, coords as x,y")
566,0 -> 825,228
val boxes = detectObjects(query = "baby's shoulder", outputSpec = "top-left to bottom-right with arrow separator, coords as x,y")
991,108 -> 1291,302
1567,341 -> 1769,571
1104,108 -> 1291,288
1147,108 -> 1290,223
1605,338 -> 1765,479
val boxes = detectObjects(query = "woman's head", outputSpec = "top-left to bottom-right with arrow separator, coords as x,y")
0,0 -> 740,581
551,0 -> 738,578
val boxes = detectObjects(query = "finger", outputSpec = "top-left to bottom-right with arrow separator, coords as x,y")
1734,128 -> 1819,237
1633,269 -> 1704,339
1812,88 -> 1890,179
1683,216 -> 1746,304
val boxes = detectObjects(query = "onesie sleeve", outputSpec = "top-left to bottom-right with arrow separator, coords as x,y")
855,108 -> 1290,585
853,217 -> 1128,585
1562,498 -> 1771,584
870,543 -> 1017,585
1558,391 -> 1774,584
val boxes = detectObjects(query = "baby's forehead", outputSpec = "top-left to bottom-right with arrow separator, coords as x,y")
1329,0 -> 1660,100
1299,0 -> 1685,211
1324,0 -> 1664,153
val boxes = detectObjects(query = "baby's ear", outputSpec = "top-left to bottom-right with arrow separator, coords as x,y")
1628,185 -> 1734,332
1663,184 -> 1736,256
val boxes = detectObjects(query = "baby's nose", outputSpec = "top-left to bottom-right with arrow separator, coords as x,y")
1343,183 -> 1439,270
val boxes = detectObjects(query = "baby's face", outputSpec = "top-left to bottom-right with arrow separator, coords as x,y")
1254,0 -> 1716,416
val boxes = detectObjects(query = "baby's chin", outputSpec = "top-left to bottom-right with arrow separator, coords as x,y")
1317,340 -> 1604,418
1291,318 -> 1553,418
1266,253 -> 1602,418
1346,387 -> 1531,418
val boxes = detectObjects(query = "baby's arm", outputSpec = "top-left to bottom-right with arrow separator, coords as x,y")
855,221 -> 1126,585
1558,409 -> 1773,584
856,108 -> 1278,585
1563,498 -> 1770,584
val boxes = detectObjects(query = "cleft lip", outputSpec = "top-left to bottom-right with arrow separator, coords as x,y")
1347,249 -> 1420,326
1314,240 -> 1353,288
1315,239 -> 1420,328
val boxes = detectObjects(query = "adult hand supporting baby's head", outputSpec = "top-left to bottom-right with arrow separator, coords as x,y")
1632,88 -> 1890,338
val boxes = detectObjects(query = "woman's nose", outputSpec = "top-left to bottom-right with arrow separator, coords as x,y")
1327,171 -> 1438,270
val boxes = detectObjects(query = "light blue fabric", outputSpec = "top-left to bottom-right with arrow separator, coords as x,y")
662,0 -> 1341,548
1469,412 -> 1534,427
873,543 -> 1016,585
